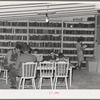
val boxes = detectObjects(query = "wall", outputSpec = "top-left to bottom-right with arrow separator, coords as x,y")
94,43 -> 100,72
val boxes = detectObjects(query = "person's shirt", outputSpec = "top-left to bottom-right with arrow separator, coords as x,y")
76,42 -> 87,52
76,42 -> 83,52
49,55 -> 57,61
15,52 -> 37,76
56,57 -> 67,62
32,54 -> 43,62
5,49 -> 18,65
43,54 -> 57,61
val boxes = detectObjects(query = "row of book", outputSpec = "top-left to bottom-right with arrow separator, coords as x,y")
69,56 -> 77,61
0,35 -> 94,41
15,29 -> 27,33
0,49 -> 10,53
29,35 -> 61,41
63,37 -> 94,41
38,49 -> 61,54
63,50 -> 94,54
87,17 -> 95,21
63,43 -> 94,48
0,42 -> 94,48
65,23 -> 95,28
0,28 -> 94,35
0,42 -> 11,47
0,28 -> 62,34
0,35 -> 27,40
63,30 -> 94,35
0,42 -> 25,47
0,28 -> 27,33
0,17 -> 95,27
29,42 -> 61,47
0,21 -> 27,26
29,22 -> 62,27
0,28 -> 13,33
29,29 -> 61,34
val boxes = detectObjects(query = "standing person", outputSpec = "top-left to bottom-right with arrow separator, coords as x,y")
3,44 -> 21,72
9,44 -> 37,89
76,37 -> 87,70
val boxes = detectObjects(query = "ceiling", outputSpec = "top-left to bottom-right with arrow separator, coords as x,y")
0,1 -> 97,21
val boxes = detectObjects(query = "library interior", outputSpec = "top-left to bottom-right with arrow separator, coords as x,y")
0,2 -> 99,89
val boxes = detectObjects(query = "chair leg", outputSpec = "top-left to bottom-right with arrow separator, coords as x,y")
38,78 -> 40,89
22,78 -> 25,89
39,77 -> 42,89
54,77 -> 57,89
5,71 -> 8,84
65,77 -> 68,89
33,78 -> 36,89
32,78 -> 36,89
53,77 -> 55,89
51,77 -> 53,89
18,78 -> 23,89
3,71 -> 5,78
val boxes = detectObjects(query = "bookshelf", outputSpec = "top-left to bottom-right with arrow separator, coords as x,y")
28,21 -> 62,54
0,20 -> 28,55
0,15 -> 96,68
62,15 -> 95,68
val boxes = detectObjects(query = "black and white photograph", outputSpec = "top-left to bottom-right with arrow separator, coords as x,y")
0,0 -> 100,99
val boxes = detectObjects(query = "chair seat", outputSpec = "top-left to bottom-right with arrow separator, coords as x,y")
21,77 -> 35,79
55,75 -> 68,78
41,73 -> 53,77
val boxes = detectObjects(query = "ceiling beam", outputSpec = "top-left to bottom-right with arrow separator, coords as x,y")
0,5 -> 95,14
0,10 -> 96,21
0,7 -> 95,17
0,8 -> 96,17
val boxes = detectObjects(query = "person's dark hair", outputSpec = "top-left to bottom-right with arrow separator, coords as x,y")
34,49 -> 39,53
77,37 -> 84,42
58,53 -> 64,58
28,48 -> 33,54
16,44 -> 21,50
77,38 -> 81,42
21,43 -> 30,52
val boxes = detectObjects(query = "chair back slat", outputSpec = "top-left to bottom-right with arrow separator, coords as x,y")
22,62 -> 37,77
55,60 -> 69,77
40,61 -> 54,77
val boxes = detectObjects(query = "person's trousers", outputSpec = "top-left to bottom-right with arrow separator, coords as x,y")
9,68 -> 20,86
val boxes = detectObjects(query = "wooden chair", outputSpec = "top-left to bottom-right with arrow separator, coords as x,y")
39,61 -> 54,89
0,55 -> 8,84
18,62 -> 37,89
54,60 -> 69,89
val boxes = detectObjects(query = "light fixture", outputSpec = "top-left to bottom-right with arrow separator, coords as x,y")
37,5 -> 56,22
45,13 -> 49,23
